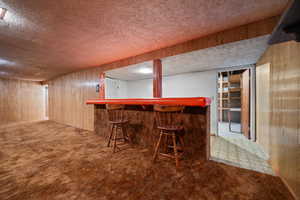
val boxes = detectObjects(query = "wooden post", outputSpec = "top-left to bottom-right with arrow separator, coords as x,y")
153,59 -> 162,98
99,72 -> 105,99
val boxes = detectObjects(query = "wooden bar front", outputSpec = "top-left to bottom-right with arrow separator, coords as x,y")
93,103 -> 210,160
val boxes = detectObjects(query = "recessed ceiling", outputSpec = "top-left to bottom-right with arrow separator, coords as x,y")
0,0 -> 288,81
106,35 -> 269,81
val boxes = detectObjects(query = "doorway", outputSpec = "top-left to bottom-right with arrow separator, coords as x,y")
210,66 -> 273,175
217,69 -> 250,138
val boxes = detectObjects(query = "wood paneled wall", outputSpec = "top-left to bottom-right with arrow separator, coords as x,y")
48,69 -> 100,131
0,78 -> 45,126
256,63 -> 270,154
47,17 -> 278,131
257,41 -> 300,199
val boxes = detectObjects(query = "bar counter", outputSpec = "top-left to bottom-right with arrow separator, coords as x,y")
87,97 -> 211,160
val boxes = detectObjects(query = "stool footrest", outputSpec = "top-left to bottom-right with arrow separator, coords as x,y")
159,153 -> 175,159
159,152 -> 183,159
115,137 -> 127,140
167,145 -> 184,151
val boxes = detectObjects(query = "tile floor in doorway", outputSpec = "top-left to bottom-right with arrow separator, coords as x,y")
211,122 -> 274,175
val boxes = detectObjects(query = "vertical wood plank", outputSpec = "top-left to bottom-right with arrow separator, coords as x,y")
257,41 -> 300,199
99,73 -> 106,99
153,59 -> 162,98
241,69 -> 250,139
0,78 -> 45,127
48,68 -> 100,131
256,63 -> 270,154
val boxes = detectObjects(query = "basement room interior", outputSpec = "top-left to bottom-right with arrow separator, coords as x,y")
0,0 -> 299,200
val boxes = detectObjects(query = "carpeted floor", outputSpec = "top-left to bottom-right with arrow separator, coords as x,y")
0,121 -> 294,200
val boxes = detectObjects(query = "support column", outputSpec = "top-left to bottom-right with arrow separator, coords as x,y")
153,59 -> 162,98
99,72 -> 105,99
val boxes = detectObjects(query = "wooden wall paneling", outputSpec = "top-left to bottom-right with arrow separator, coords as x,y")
257,41 -> 300,199
94,105 -> 209,159
256,63 -> 270,154
48,68 -> 101,131
0,78 -> 45,126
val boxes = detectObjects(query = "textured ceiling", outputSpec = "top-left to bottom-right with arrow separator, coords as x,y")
106,35 -> 269,81
0,0 -> 288,81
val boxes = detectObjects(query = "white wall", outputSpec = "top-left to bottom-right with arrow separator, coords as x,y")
105,78 -> 127,98
105,71 -> 217,134
105,78 -> 153,98
127,79 -> 153,98
162,71 -> 217,134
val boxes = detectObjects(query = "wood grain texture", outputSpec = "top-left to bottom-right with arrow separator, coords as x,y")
48,69 -> 100,131
153,59 -> 162,98
241,69 -> 250,138
94,105 -> 209,159
256,63 -> 270,154
47,17 -> 278,131
257,41 -> 300,199
0,78 -> 45,126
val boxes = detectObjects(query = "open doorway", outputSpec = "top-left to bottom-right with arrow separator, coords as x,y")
217,69 -> 250,138
211,66 -> 273,175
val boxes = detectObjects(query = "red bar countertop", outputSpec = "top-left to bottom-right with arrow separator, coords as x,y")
86,97 -> 211,107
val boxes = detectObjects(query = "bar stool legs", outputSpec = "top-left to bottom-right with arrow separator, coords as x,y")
113,126 -> 118,153
172,133 -> 179,168
107,125 -> 114,148
152,131 -> 184,168
153,131 -> 164,162
107,124 -> 128,153
121,126 -> 129,143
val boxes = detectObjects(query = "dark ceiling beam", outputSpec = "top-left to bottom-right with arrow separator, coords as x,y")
269,1 -> 300,44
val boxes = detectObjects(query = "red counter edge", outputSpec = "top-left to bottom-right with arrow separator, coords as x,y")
86,97 -> 211,107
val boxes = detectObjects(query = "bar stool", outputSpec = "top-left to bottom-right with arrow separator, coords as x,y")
106,104 -> 129,153
152,105 -> 185,168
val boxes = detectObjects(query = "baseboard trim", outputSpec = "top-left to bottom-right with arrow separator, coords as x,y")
0,119 -> 47,129
272,168 -> 298,200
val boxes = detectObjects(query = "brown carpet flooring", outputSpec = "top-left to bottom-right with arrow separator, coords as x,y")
0,121 -> 294,200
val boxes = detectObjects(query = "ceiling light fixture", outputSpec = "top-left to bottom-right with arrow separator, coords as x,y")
138,67 -> 153,74
0,8 -> 7,20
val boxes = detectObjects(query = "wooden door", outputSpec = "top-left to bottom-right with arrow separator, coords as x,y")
241,69 -> 250,139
